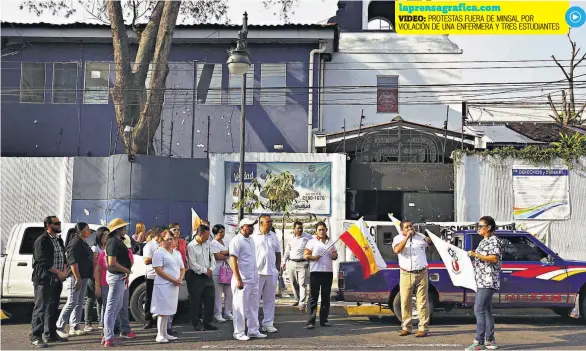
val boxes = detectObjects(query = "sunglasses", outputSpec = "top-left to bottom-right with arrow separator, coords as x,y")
51,222 -> 62,226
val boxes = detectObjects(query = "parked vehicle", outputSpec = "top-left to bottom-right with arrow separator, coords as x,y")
337,230 -> 586,323
0,223 -> 189,323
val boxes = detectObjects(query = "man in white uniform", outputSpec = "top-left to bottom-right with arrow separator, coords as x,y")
252,214 -> 281,333
392,220 -> 432,337
229,218 -> 267,341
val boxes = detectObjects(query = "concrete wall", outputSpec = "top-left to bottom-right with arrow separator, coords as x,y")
323,32 -> 463,133
1,42 -> 321,157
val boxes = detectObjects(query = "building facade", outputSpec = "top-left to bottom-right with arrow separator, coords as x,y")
1,21 -> 337,232
1,22 -> 337,157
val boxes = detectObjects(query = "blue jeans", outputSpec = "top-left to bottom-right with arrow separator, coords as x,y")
100,285 -> 130,334
474,288 -> 496,344
103,272 -> 126,340
56,277 -> 89,330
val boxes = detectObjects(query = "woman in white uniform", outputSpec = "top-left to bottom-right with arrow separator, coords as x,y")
151,230 -> 185,343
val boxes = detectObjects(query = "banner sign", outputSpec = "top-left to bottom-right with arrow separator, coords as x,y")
427,230 -> 477,292
224,162 -> 332,215
512,166 -> 570,220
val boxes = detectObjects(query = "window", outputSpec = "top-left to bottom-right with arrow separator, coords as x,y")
20,62 -> 46,103
228,64 -> 254,105
260,63 -> 286,105
377,76 -> 399,113
499,235 -> 549,262
84,62 -> 110,104
196,63 -> 222,105
368,18 -> 393,31
52,62 -> 78,104
145,63 -> 165,104
19,227 -> 45,255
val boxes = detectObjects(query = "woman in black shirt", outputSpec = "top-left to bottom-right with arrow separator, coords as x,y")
102,218 -> 131,347
56,222 -> 94,337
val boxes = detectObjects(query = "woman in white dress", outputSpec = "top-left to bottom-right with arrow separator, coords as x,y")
151,230 -> 185,343
209,224 -> 233,322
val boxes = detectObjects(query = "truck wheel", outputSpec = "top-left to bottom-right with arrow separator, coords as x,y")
391,292 -> 434,325
129,282 -> 147,324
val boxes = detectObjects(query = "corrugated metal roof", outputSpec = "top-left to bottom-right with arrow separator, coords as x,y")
0,20 -> 336,30
466,125 -> 544,144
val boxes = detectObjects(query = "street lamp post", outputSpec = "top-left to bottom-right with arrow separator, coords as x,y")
227,12 -> 251,222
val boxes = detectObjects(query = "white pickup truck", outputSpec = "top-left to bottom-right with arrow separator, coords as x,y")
1,223 -> 189,323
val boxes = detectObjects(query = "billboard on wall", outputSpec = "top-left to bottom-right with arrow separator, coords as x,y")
224,162 -> 332,215
512,166 -> 570,220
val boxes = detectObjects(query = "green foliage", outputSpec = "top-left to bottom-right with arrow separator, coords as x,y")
233,171 -> 300,215
453,132 -> 586,168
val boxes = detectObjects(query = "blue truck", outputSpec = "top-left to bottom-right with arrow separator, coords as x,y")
336,229 -> 586,323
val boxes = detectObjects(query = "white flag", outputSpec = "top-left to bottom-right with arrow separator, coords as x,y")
426,229 -> 477,292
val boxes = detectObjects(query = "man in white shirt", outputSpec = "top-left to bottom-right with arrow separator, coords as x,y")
230,218 -> 267,341
186,224 -> 217,331
282,221 -> 312,309
142,229 -> 162,329
252,214 -> 281,333
392,220 -> 432,337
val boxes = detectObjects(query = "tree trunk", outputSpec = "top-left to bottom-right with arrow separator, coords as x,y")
107,0 -> 179,155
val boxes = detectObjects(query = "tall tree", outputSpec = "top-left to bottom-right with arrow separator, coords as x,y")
548,29 -> 586,126
19,0 -> 297,154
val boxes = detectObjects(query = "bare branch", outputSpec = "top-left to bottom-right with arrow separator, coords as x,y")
547,93 -> 562,123
552,55 -> 571,82
133,1 -> 165,82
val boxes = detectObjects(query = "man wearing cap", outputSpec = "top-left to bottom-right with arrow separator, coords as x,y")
229,218 -> 267,341
252,214 -> 281,333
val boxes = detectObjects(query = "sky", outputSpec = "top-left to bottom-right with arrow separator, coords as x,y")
2,0 -> 586,109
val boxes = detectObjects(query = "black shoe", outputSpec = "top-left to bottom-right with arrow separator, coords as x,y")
292,301 -> 299,307
320,322 -> 332,327
194,324 -> 206,331
167,329 -> 178,336
31,339 -> 48,348
44,335 -> 69,343
143,320 -> 155,329
204,324 -> 219,331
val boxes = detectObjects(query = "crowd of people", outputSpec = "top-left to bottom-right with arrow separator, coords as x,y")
29,212 -> 502,351
29,213 -> 338,347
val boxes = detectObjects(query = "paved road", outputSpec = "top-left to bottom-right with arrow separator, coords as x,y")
2,312 -> 585,350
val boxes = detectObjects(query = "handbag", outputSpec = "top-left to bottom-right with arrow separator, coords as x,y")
219,261 -> 233,284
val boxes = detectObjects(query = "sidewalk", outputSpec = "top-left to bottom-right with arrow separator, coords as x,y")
273,289 -> 394,317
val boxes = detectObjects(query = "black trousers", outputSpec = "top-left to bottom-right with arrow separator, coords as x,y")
187,272 -> 215,327
30,277 -> 63,341
307,271 -> 333,326
85,278 -> 102,324
144,278 -> 154,322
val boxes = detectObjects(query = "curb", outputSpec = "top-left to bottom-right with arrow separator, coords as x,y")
274,303 -> 395,316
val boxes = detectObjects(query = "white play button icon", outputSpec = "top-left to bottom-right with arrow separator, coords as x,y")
571,11 -> 581,22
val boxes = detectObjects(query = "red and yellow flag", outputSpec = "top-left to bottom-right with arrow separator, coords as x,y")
340,218 -> 387,279
192,208 -> 202,233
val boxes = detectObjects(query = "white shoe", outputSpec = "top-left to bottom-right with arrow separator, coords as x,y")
69,327 -> 87,336
166,335 -> 178,341
262,325 -> 278,333
224,315 -> 233,321
234,334 -> 250,341
156,336 -> 169,343
214,316 -> 226,323
248,332 -> 267,339
56,329 -> 69,339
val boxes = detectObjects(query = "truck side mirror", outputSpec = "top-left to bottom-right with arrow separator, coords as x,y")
547,254 -> 555,264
